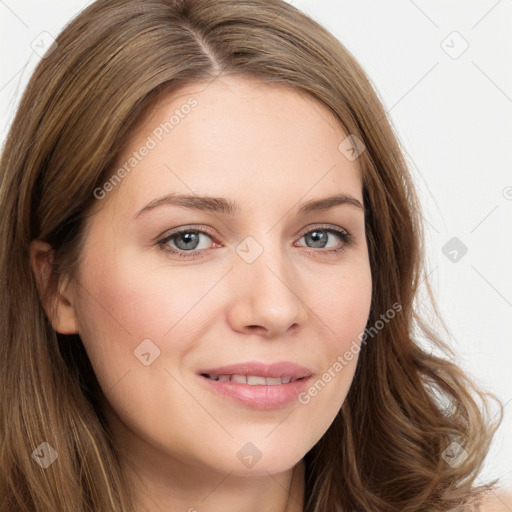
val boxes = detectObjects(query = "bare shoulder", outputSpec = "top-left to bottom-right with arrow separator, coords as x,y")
479,489 -> 512,511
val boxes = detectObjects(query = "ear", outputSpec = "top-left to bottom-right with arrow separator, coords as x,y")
29,240 -> 79,334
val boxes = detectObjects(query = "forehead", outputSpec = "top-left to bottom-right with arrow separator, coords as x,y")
103,76 -> 363,216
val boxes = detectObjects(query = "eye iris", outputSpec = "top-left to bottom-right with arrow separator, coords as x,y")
306,230 -> 328,248
175,231 -> 200,250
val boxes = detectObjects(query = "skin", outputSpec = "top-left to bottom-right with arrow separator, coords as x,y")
31,76 -> 373,512
481,487 -> 512,511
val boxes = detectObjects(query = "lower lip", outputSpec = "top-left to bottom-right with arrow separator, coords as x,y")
198,375 -> 312,410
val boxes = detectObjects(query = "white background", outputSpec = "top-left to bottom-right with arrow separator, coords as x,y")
1,0 -> 511,494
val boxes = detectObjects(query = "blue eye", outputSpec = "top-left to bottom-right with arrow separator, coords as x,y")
158,226 -> 216,259
296,227 -> 350,251
157,224 -> 352,259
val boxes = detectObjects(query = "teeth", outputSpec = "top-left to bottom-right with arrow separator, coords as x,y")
247,376 -> 266,385
206,374 -> 298,385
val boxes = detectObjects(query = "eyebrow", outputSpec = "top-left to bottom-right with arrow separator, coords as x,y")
134,192 -> 364,219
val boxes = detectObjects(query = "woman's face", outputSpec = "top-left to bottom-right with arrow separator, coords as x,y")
67,76 -> 372,478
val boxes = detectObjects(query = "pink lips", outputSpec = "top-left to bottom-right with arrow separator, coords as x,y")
199,361 -> 312,380
197,361 -> 313,410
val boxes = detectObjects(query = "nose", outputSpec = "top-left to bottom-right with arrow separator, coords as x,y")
226,241 -> 308,338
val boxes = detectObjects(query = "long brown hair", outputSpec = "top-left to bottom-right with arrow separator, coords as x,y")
0,0 -> 502,510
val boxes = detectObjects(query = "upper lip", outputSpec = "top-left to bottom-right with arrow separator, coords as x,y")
198,361 -> 312,379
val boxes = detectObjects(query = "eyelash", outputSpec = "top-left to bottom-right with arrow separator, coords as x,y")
157,224 -> 353,259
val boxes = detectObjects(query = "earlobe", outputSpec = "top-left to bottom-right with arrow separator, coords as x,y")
29,240 -> 79,335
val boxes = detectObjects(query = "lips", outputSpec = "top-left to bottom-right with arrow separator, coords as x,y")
198,361 -> 312,381
197,361 -> 313,410
205,374 -> 296,385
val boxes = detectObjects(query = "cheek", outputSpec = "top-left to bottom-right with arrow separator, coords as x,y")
317,257 -> 373,350
76,247 -> 214,338
72,248 -> 227,392
296,260 -> 372,433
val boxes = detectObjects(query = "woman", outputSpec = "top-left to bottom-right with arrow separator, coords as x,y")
0,0 -> 504,510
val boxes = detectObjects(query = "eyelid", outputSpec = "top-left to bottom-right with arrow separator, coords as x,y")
157,224 -> 218,242
296,223 -> 349,238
